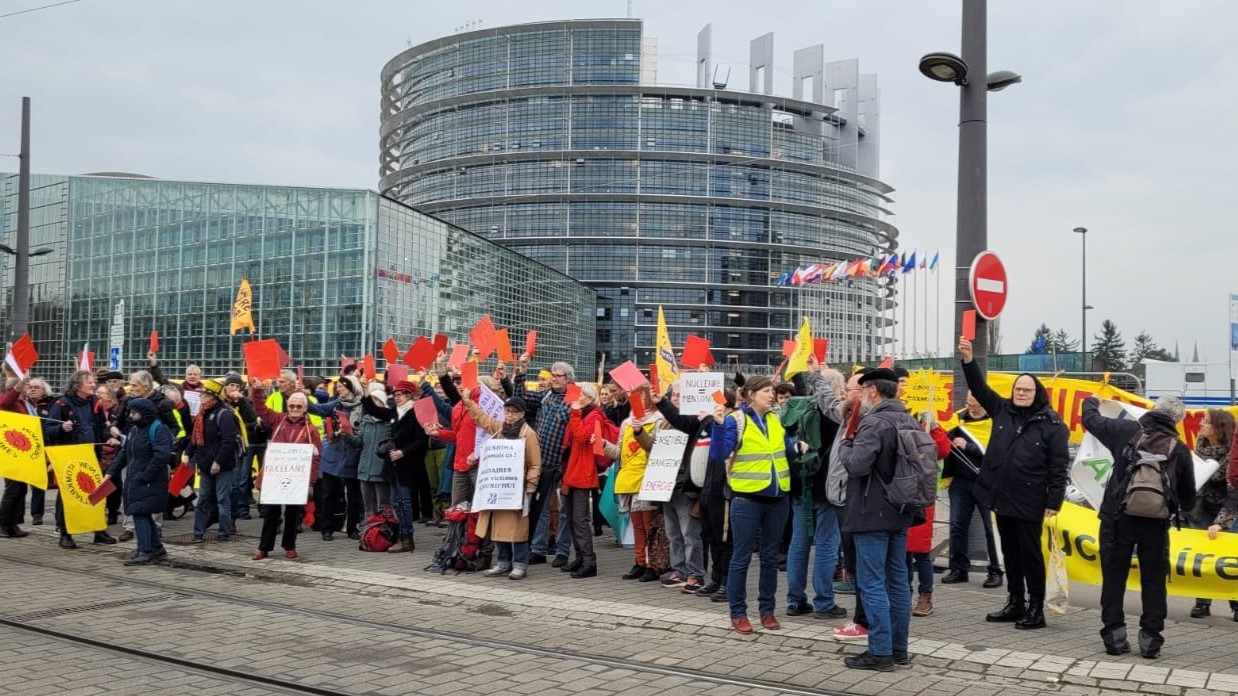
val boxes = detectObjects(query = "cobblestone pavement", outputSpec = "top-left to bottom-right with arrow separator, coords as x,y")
1,507 -> 1235,696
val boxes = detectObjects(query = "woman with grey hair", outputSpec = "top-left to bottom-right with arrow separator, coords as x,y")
357,380 -> 394,517
0,376 -> 54,536
560,382 -> 610,578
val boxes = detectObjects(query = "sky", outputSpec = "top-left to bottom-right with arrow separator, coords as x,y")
2,0 -> 1235,364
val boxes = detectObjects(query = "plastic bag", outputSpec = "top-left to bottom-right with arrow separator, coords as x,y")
1045,518 -> 1070,615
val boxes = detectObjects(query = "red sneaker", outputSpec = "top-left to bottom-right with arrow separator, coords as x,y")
285,549 -> 299,559
832,622 -> 869,641
761,615 -> 781,630
731,616 -> 754,634
251,550 -> 267,561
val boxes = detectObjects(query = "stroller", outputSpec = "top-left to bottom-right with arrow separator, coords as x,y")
426,504 -> 492,574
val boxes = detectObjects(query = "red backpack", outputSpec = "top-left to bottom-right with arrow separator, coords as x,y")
358,507 -> 399,552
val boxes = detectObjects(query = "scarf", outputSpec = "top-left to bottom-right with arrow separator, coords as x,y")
501,416 -> 526,440
191,403 -> 208,447
395,400 -> 413,420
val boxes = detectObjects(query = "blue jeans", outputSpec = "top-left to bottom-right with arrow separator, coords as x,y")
531,491 -> 572,558
854,530 -> 912,657
786,497 -> 841,611
392,484 -> 415,537
727,495 -> 789,619
133,513 -> 161,554
907,552 -> 933,593
948,477 -> 1001,573
232,447 -> 255,518
193,468 -> 234,539
497,541 -> 531,569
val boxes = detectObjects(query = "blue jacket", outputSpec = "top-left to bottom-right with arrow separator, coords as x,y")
106,398 -> 173,515
312,399 -> 363,478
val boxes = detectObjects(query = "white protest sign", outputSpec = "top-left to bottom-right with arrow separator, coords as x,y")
638,429 -> 689,502
679,372 -> 724,417
259,442 -> 315,505
474,384 -> 506,450
1072,398 -> 1219,510
183,390 -> 202,417
472,438 -> 526,511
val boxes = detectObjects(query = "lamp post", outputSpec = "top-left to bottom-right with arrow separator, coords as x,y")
919,0 -> 1021,408
1074,226 -> 1088,370
5,98 -> 53,340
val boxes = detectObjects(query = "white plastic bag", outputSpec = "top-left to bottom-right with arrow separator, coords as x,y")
1045,518 -> 1070,615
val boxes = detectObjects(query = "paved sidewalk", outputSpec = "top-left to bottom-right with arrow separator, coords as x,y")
9,508 -> 1238,695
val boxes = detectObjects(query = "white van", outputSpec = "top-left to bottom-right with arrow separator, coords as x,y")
1143,359 -> 1233,408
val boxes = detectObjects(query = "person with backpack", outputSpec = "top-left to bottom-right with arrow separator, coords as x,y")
1081,395 -> 1196,659
959,337 -> 1069,631
836,368 -> 922,671
710,376 -> 794,634
187,379 -> 240,543
103,398 -> 173,566
467,394 -> 542,579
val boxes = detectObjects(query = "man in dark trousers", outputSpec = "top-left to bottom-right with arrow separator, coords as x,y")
1081,395 -> 1196,659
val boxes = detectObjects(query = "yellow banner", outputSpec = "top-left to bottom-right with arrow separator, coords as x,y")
0,410 -> 47,489
230,278 -> 255,335
784,317 -> 812,379
655,306 -> 679,386
1049,501 -> 1238,601
46,444 -> 107,535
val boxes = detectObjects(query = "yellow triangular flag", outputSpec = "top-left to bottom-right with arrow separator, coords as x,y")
46,444 -> 107,535
655,306 -> 680,386
230,278 -> 256,336
784,317 -> 813,378
0,411 -> 47,489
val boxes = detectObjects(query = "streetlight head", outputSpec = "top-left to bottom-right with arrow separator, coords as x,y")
28,247 -> 54,257
1073,226 -> 1087,234
0,244 -> 13,256
985,70 -> 1023,92
919,52 -> 968,85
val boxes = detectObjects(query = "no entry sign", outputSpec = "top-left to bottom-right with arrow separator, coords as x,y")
969,251 -> 1008,320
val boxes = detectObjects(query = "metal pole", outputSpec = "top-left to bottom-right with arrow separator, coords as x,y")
1081,228 -> 1087,370
952,0 -> 987,409
13,97 -> 31,340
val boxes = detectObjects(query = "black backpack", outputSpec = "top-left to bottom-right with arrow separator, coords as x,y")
1119,429 -> 1179,522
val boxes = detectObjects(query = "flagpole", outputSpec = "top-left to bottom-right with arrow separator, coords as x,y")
900,273 -> 907,360
911,267 -> 918,358
922,261 -> 929,358
935,260 -> 941,358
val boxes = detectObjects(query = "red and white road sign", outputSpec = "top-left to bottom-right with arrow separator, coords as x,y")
969,251 -> 1008,320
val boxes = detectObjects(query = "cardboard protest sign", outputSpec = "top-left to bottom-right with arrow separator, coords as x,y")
258,443 -> 315,505
472,439 -> 526,511
680,335 -> 715,368
609,361 -> 646,392
473,384 -> 505,450
637,429 -> 689,502
242,339 -> 286,381
678,372 -> 725,416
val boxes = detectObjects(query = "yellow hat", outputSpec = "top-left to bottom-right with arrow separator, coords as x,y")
201,378 -> 225,397
538,370 -> 552,379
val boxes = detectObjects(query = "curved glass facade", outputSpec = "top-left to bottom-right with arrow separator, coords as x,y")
381,19 -> 898,367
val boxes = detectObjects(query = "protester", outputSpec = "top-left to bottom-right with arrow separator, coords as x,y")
48,370 -> 119,548
1081,395 -> 1195,658
469,394 -> 542,579
1188,409 -> 1236,619
959,337 -> 1069,630
315,375 -> 365,541
250,381 -> 321,560
711,375 -> 793,634
837,368 -> 918,671
514,356 -> 574,566
115,369 -> 178,435
94,384 -> 124,527
0,377 -> 53,537
611,386 -> 668,582
561,383 -> 609,578
357,380 -> 394,517
363,379 -> 429,553
104,398 -> 172,566
1206,487 -> 1238,621
427,370 -> 480,508
188,379 -> 239,543
652,383 -> 713,594
784,362 -> 847,619
940,393 -> 1004,588
223,374 -> 258,521
774,382 -> 795,413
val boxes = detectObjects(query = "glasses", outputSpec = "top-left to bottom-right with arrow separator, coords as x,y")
1012,387 -> 1036,394
287,404 -> 306,410
551,373 -> 568,379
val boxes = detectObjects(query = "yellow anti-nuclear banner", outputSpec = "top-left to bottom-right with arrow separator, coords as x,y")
45,444 -> 107,535
1048,502 -> 1238,601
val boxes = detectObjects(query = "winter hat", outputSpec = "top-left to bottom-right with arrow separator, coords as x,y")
201,378 -> 225,398
393,380 -> 418,395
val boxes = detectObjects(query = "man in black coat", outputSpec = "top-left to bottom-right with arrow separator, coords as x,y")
1081,395 -> 1196,659
188,379 -> 240,542
48,370 -> 118,549
959,337 -> 1069,630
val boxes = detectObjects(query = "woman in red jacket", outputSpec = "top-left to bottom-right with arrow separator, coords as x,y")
561,383 -> 613,579
250,381 -> 321,560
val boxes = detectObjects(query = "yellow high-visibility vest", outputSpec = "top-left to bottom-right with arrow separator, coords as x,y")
727,410 -> 790,494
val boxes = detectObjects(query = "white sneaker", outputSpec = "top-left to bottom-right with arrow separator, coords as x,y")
509,567 -> 527,580
483,564 -> 512,577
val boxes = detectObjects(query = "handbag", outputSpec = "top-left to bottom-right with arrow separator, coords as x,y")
1045,517 -> 1070,615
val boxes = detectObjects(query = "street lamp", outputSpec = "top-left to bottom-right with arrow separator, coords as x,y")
1074,226 -> 1088,370
919,0 -> 1022,408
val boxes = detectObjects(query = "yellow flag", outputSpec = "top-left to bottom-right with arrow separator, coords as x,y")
784,317 -> 813,379
655,306 -> 680,386
46,444 -> 107,535
230,278 -> 256,335
0,411 -> 47,489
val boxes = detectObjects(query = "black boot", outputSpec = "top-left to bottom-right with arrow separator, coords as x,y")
985,594 -> 1026,622
1015,598 -> 1046,630
1102,626 -> 1131,656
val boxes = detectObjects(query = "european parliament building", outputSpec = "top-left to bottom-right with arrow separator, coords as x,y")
0,174 -> 596,384
380,18 -> 899,368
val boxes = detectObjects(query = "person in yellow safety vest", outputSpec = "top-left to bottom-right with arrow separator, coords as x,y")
708,375 -> 798,636
267,370 -> 324,436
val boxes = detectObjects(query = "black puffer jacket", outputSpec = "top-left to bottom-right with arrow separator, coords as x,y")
961,360 -> 1070,522
106,398 -> 173,515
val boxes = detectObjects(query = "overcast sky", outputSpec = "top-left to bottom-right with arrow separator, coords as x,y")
2,0 -> 1235,365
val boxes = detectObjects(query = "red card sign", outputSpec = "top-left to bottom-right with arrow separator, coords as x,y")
680,335 -> 715,368
6,333 -> 39,377
296,365 -> 304,384
711,390 -> 727,406
565,383 -> 582,404
382,337 -> 399,366
413,397 -> 439,429
447,343 -> 470,370
168,462 -> 194,496
149,330 -> 160,354
592,419 -> 605,456
494,328 -> 514,363
525,330 -> 537,358
433,334 -> 449,355
242,339 -> 285,381
648,363 -> 659,396
629,395 -> 646,420
962,310 -> 977,342
460,361 -> 479,391
405,337 -> 437,371
386,364 -> 409,385
340,356 -> 355,371
877,356 -> 894,369
608,361 -> 646,392
813,338 -> 829,363
88,477 -> 116,506
781,339 -> 796,357
362,354 -> 376,380
469,315 -> 497,362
